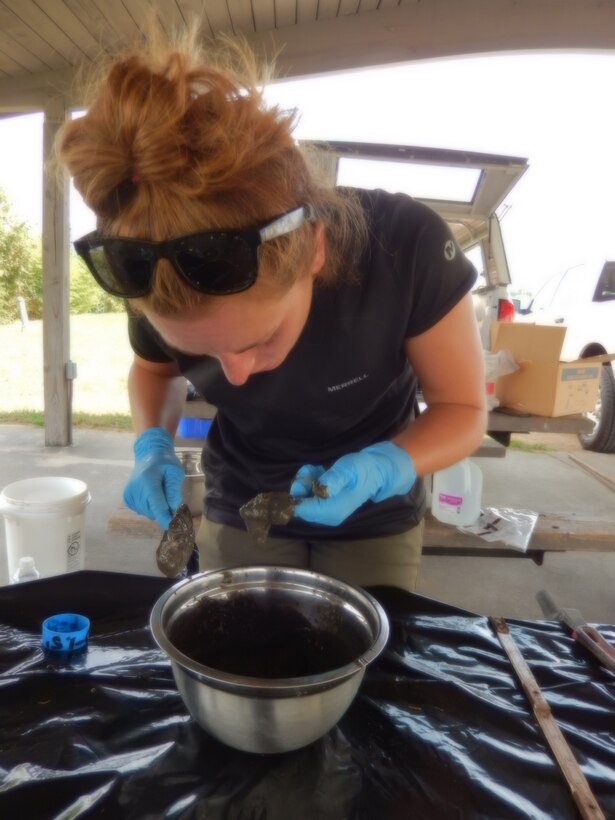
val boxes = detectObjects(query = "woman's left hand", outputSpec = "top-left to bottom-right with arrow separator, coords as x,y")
291,441 -> 416,526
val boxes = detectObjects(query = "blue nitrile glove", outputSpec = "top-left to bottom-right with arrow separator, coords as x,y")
123,427 -> 185,530
291,441 -> 416,527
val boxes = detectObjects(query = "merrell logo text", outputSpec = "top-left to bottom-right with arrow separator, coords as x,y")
327,374 -> 369,393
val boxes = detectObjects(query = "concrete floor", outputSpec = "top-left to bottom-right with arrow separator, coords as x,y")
1,423 -> 614,623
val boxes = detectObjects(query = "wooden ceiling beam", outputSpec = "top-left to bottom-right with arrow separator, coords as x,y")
1,1 -> 614,112
246,0 -> 615,79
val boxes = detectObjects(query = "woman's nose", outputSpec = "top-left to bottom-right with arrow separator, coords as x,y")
219,351 -> 257,386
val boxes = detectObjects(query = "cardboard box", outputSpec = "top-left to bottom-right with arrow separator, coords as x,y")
490,323 -> 615,417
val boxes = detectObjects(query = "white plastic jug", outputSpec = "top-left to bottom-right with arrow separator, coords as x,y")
431,459 -> 482,526
0,477 -> 91,580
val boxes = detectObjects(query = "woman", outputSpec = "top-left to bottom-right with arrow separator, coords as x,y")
58,29 -> 486,591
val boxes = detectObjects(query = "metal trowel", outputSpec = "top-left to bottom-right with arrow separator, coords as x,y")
536,589 -> 615,673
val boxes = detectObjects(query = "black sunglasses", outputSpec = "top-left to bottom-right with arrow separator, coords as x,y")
73,204 -> 315,298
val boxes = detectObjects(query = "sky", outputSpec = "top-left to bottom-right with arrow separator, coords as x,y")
0,50 -> 614,296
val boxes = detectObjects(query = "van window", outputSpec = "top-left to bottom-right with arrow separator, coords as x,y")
551,266 -> 593,307
465,244 -> 484,276
464,244 -> 488,292
530,273 -> 564,312
594,262 -> 615,302
531,264 -> 593,312
336,157 -> 480,201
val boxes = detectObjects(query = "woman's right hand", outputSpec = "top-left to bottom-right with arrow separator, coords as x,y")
123,427 -> 185,530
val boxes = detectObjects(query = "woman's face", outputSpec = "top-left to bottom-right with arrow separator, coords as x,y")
144,227 -> 325,387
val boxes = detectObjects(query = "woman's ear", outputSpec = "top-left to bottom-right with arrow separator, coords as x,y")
309,220 -> 326,278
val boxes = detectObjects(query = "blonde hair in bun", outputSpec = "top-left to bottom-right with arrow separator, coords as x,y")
57,22 -> 366,314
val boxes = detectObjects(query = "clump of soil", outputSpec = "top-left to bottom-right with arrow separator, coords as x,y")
156,504 -> 195,577
239,492 -> 296,545
239,482 -> 329,545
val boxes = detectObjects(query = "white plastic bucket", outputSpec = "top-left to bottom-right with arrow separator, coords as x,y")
0,477 -> 91,580
431,459 -> 483,526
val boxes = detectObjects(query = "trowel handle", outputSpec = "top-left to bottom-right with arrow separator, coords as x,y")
574,625 -> 615,673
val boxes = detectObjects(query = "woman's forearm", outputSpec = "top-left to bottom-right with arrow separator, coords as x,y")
398,294 -> 487,476
393,402 -> 487,477
128,357 -> 188,436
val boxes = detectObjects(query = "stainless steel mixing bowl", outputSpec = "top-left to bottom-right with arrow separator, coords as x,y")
150,566 -> 389,754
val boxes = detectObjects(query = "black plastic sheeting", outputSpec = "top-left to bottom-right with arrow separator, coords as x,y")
0,571 -> 614,820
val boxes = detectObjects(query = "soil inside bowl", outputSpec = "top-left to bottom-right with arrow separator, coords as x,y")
167,591 -> 371,678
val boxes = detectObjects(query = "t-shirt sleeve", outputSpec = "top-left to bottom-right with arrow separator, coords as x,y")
395,199 -> 478,338
127,311 -> 175,363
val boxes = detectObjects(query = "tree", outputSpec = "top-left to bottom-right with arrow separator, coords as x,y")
0,186 -> 124,323
70,255 -> 124,315
0,186 -> 42,324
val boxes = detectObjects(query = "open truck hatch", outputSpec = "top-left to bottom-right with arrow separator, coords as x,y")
303,140 -> 529,349
314,141 -> 528,227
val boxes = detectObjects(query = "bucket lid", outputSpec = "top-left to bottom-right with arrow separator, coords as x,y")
0,476 -> 91,515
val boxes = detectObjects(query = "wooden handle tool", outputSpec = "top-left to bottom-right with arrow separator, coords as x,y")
490,616 -> 605,820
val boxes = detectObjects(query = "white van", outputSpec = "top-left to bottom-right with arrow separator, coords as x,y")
521,261 -> 615,452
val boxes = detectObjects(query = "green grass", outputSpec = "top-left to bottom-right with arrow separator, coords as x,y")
0,313 -> 133,425
509,438 -> 553,453
72,412 -> 133,430
0,409 -> 133,431
0,313 -> 571,444
0,410 -> 46,427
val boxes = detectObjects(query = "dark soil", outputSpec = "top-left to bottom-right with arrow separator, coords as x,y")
168,591 -> 369,678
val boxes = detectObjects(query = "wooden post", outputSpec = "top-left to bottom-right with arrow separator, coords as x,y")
42,95 -> 71,446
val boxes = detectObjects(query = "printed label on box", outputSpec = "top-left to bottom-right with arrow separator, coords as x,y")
560,366 -> 600,382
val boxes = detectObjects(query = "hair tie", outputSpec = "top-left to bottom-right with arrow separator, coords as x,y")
132,173 -> 141,184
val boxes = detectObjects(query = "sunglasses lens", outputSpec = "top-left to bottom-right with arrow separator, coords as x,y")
84,242 -> 154,297
173,234 -> 256,294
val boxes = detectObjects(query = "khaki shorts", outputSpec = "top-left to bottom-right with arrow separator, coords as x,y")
195,517 -> 424,591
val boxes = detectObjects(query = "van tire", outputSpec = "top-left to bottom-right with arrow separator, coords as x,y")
578,365 -> 615,453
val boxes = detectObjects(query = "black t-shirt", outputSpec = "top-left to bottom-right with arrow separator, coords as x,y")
128,188 -> 476,539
